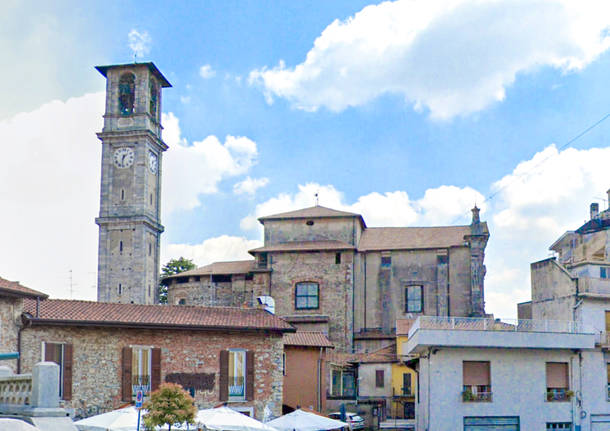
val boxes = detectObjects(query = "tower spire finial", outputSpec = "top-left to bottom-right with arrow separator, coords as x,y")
315,191 -> 319,206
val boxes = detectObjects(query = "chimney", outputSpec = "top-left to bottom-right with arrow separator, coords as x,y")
591,203 -> 599,219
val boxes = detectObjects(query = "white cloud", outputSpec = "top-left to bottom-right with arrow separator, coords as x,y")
249,0 -> 610,118
199,64 -> 216,79
483,144 -> 610,318
128,29 -> 151,59
163,235 -> 261,268
240,182 -> 484,235
162,113 -> 260,214
0,92 -> 105,300
233,176 -> 269,196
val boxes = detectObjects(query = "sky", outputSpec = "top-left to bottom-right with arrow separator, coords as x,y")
2,0 -> 610,318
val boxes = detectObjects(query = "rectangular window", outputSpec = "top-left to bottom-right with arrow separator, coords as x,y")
403,373 -> 412,396
376,370 -> 384,388
381,255 -> 391,268
546,362 -> 569,401
295,282 -> 319,310
43,342 -> 72,400
258,253 -> 268,269
406,285 -> 423,313
132,346 -> 152,395
602,267 -> 609,279
282,353 -> 286,376
463,361 -> 492,402
330,368 -> 356,398
229,350 -> 246,400
335,252 -> 341,264
546,423 -> 572,430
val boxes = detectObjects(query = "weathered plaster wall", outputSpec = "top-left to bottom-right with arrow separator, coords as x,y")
530,259 -> 576,321
263,218 -> 360,246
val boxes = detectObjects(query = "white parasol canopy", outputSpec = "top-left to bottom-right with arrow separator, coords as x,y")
0,419 -> 41,431
267,409 -> 348,431
195,406 -> 277,431
74,406 -> 143,431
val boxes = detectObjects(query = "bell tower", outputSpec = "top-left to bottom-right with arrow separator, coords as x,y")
95,62 -> 171,304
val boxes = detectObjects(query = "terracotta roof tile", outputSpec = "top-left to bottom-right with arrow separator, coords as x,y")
22,299 -> 294,332
358,224 -> 488,251
0,277 -> 48,299
164,260 -> 255,279
259,205 -> 361,221
326,351 -> 359,367
396,319 -> 416,336
249,241 -> 355,253
284,331 -> 334,348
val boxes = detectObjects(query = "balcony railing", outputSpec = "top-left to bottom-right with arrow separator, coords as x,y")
392,387 -> 414,397
462,387 -> 492,402
409,316 -> 590,337
579,278 -> 610,296
546,388 -> 573,402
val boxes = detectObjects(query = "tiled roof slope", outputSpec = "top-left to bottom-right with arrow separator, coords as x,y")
284,331 -> 334,348
0,277 -> 48,299
358,224 -> 488,250
22,299 -> 294,332
249,240 -> 355,253
259,206 -> 361,221
164,260 -> 255,279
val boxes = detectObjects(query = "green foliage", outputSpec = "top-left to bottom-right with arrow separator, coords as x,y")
142,382 -> 197,431
158,257 -> 196,304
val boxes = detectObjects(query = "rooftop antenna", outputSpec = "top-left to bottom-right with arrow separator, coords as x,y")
315,192 -> 319,206
69,269 -> 73,299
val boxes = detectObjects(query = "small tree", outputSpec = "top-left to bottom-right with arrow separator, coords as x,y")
142,383 -> 197,431
159,257 -> 197,304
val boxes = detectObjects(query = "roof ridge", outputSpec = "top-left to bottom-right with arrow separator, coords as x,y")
31,298 -> 265,312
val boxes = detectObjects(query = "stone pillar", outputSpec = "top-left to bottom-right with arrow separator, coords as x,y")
31,362 -> 59,408
468,206 -> 489,317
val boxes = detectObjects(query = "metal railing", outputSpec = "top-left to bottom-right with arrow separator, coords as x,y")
409,316 -> 591,337
462,387 -> 492,402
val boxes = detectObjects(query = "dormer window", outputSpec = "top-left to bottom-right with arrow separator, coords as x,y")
119,73 -> 136,115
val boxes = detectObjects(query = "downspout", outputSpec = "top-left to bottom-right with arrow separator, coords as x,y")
317,347 -> 323,411
427,349 -> 431,431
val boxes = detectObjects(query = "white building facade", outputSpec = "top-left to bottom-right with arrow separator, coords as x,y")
405,316 -> 601,431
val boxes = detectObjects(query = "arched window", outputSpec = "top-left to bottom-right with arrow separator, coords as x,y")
295,282 -> 319,310
149,80 -> 158,118
119,73 -> 136,115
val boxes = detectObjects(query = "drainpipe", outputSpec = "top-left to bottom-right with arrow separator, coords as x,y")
427,349 -> 431,431
317,347 -> 323,411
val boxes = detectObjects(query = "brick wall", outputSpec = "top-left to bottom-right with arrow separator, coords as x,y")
20,326 -> 284,420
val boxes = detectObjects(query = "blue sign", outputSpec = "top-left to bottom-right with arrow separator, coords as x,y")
135,390 -> 144,408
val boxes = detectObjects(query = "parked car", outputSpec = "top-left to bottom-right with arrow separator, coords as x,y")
328,412 -> 366,430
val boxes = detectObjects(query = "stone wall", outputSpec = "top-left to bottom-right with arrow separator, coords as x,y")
269,251 -> 354,351
0,297 -> 23,372
263,217 -> 361,246
20,326 -> 284,420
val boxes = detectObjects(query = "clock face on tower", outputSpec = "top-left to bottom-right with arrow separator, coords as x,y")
113,147 -> 135,169
148,151 -> 158,174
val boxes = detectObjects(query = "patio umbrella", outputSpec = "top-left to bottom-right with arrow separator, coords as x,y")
267,409 -> 348,431
74,406 -> 142,431
195,406 -> 277,431
0,419 -> 41,431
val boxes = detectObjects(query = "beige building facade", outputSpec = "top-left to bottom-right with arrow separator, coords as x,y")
165,205 -> 489,352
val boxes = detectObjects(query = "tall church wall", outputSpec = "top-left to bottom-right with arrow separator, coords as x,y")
263,218 -> 360,246
269,250 -> 354,351
448,246 -> 472,316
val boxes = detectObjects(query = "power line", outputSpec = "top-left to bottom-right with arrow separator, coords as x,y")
450,111 -> 610,225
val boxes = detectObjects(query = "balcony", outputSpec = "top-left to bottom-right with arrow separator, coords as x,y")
462,386 -> 492,402
545,388 -> 573,402
392,387 -> 414,398
406,316 -> 595,354
578,277 -> 610,297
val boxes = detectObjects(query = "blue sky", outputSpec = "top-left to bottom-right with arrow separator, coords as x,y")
2,0 -> 610,317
